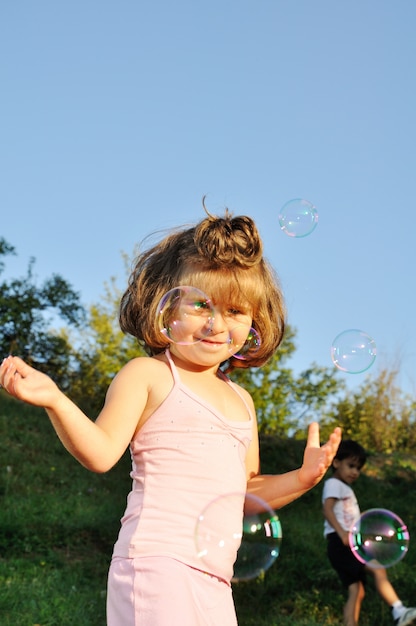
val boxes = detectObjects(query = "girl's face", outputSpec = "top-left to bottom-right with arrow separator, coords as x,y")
164,286 -> 253,367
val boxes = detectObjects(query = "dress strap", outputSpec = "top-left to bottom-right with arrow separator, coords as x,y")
218,368 -> 254,422
164,348 -> 181,384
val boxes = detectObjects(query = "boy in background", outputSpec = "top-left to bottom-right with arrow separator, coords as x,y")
322,439 -> 416,626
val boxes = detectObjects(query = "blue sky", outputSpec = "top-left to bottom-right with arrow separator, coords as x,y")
1,1 -> 416,395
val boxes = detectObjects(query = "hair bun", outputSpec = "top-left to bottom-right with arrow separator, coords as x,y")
194,211 -> 263,268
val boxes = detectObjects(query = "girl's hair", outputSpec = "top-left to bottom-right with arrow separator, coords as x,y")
333,439 -> 367,469
119,203 -> 286,370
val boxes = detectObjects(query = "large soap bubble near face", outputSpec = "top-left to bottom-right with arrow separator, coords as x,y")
278,198 -> 318,238
349,509 -> 410,569
195,492 -> 282,582
330,329 -> 377,374
156,286 -> 215,345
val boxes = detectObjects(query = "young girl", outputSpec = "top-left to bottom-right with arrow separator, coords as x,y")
0,206 -> 341,626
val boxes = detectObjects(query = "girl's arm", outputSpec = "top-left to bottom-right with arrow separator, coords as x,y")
0,355 -> 150,473
323,497 -> 350,545
246,419 -> 341,510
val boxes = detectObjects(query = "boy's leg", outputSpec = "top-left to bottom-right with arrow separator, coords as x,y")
368,567 -> 416,625
344,581 -> 365,626
369,566 -> 399,605
326,533 -> 367,626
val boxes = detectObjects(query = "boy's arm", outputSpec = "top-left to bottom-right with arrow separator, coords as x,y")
323,497 -> 350,545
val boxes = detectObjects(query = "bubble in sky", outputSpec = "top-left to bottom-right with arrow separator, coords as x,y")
330,329 -> 377,374
278,198 -> 318,238
195,492 -> 282,582
228,326 -> 261,360
156,286 -> 214,345
349,508 -> 409,569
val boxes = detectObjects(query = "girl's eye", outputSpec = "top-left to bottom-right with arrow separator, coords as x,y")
195,300 -> 208,309
191,300 -> 211,313
228,306 -> 249,316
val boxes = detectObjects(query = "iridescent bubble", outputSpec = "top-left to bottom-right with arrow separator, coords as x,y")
156,287 -> 214,345
228,326 -> 261,360
349,508 -> 409,569
330,329 -> 377,374
278,198 -> 318,238
195,492 -> 282,582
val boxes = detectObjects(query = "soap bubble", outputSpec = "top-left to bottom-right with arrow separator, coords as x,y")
278,198 -> 318,238
330,329 -> 377,373
349,508 -> 409,569
156,287 -> 214,345
195,492 -> 282,582
228,326 -> 261,360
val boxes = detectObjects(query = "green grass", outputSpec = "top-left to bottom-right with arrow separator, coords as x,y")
1,392 -> 416,625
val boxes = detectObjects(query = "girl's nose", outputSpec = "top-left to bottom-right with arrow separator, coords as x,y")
208,310 -> 227,334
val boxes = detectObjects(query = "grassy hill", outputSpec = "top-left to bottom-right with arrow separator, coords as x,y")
1,392 -> 415,625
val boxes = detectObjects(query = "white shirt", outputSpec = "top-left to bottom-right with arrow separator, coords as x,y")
322,476 -> 360,536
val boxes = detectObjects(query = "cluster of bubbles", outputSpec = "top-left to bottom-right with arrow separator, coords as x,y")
194,498 -> 411,579
156,201 -> 379,376
279,198 -> 377,375
195,493 -> 282,581
349,508 -> 409,569
192,499 -> 410,582
152,201 -> 401,583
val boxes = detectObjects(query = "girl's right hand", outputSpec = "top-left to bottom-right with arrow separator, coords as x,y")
0,355 -> 61,408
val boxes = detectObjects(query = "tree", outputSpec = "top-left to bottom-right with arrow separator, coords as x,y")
322,367 -> 416,454
69,277 -> 144,416
0,239 -> 85,387
230,325 -> 344,436
0,238 -> 16,273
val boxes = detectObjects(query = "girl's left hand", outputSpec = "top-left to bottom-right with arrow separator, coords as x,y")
298,422 -> 342,488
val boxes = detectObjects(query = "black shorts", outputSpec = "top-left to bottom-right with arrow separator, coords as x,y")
326,532 -> 367,588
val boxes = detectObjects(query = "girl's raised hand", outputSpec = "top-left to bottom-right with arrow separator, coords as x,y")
0,355 -> 60,408
298,422 -> 342,489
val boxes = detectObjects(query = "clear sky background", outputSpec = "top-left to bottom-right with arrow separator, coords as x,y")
1,1 -> 415,395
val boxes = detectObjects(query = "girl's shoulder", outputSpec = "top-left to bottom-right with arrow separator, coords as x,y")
224,372 -> 254,400
226,377 -> 256,418
233,380 -> 255,406
114,353 -> 171,386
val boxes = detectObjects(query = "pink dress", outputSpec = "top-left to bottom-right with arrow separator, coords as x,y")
107,350 -> 253,625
